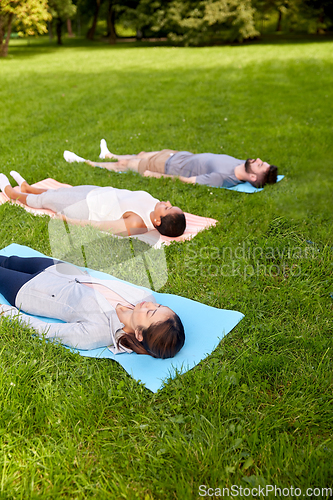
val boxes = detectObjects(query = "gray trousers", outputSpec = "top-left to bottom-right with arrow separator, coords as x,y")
26,186 -> 96,219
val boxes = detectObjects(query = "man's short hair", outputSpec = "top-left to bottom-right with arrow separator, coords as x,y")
259,165 -> 278,187
157,212 -> 186,237
245,159 -> 278,188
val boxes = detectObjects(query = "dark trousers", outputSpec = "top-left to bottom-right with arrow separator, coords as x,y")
0,256 -> 58,306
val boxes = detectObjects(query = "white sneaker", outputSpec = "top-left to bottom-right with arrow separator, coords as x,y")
64,150 -> 86,163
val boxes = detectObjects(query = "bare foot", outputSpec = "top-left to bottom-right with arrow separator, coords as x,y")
20,181 -> 30,193
18,181 -> 48,195
86,160 -> 97,167
105,152 -> 115,159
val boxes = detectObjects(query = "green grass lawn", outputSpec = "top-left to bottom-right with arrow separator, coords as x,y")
0,36 -> 332,498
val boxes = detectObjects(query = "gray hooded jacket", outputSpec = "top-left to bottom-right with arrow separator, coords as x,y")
0,263 -> 155,353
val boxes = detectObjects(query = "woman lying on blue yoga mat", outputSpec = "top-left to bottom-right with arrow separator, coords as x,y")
0,171 -> 186,237
0,255 -> 185,358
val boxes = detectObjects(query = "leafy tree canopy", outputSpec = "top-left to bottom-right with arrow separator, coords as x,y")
0,0 -> 51,56
121,0 -> 259,44
48,0 -> 77,20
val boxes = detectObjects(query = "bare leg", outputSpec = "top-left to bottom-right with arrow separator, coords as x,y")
104,152 -> 136,160
100,139 -> 150,160
85,159 -> 126,172
9,172 -> 49,195
4,185 -> 29,205
87,151 -> 161,172
86,158 -> 142,172
110,151 -> 160,160
20,181 -> 48,195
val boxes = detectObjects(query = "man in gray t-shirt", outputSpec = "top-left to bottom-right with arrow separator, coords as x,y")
164,152 -> 242,188
65,141 -> 279,189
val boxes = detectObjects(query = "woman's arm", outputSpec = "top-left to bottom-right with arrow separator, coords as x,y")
0,304 -> 111,350
58,214 -> 148,236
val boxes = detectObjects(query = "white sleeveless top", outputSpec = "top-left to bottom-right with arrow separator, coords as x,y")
86,187 -> 159,230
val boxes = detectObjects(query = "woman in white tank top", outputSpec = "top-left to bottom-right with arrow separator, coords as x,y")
0,172 -> 186,238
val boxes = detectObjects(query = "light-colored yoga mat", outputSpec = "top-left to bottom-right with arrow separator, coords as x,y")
0,244 -> 244,392
0,179 -> 217,248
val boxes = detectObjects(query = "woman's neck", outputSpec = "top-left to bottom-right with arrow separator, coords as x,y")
116,304 -> 134,333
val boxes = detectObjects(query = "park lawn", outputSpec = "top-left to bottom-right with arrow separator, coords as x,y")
0,36 -> 332,498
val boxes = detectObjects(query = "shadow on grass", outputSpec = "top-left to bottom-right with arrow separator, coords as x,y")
4,33 -> 333,60
3,36 -> 171,60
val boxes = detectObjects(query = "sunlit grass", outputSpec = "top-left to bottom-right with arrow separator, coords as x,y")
0,36 -> 332,498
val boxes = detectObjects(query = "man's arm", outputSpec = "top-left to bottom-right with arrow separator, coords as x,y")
143,171 -> 197,184
179,176 -> 197,184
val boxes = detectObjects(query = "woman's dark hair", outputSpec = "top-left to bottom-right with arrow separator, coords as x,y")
157,212 -> 186,237
118,312 -> 185,359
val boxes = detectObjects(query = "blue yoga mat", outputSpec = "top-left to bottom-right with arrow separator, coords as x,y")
0,244 -> 244,392
224,175 -> 284,193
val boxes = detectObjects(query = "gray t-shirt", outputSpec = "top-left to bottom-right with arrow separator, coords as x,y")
165,151 -> 244,187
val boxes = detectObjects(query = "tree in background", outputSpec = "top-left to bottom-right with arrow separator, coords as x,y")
77,0 -> 109,41
1,0 -> 330,55
0,0 -> 50,57
120,0 -> 259,44
81,0 -> 138,43
84,0 -> 103,39
106,0 -> 118,44
275,0 -> 304,31
303,0 -> 333,32
48,0 -> 77,45
202,0 -> 259,42
252,0 -> 327,33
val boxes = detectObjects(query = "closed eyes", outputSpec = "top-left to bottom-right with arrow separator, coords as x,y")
148,305 -> 162,316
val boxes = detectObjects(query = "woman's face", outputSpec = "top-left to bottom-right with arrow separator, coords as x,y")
131,301 -> 174,340
153,201 -> 183,221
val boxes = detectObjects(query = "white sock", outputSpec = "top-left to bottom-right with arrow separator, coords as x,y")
63,150 -> 86,163
0,174 -> 11,193
99,139 -> 112,159
10,170 -> 26,187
